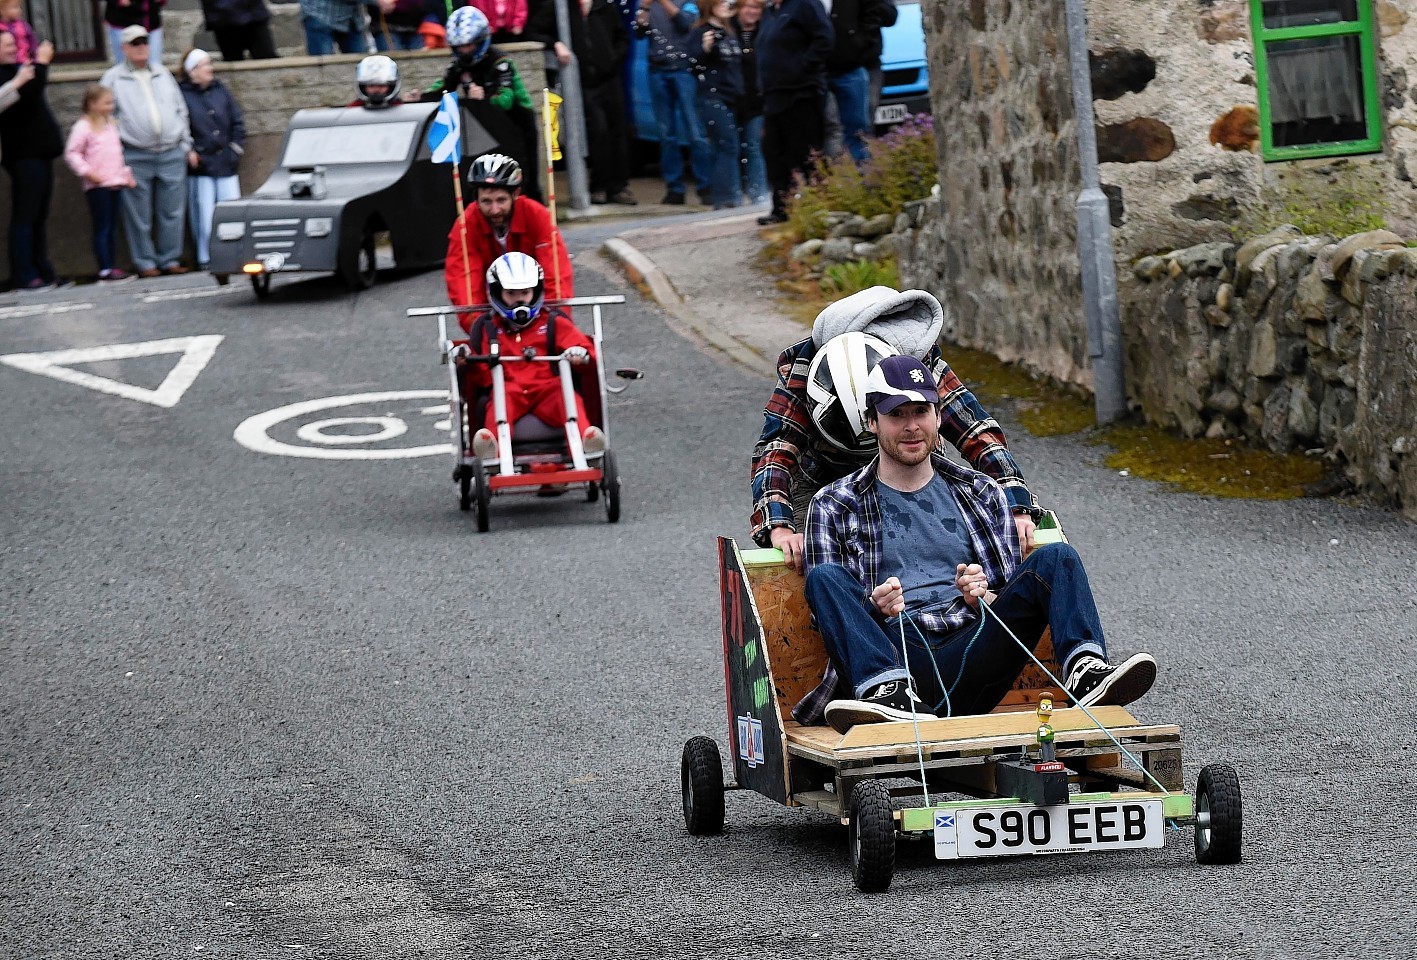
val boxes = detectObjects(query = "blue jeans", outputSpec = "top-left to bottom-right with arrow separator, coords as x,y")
804,544 -> 1108,715
86,187 -> 124,273
303,14 -> 368,55
5,157 -> 55,285
371,28 -> 424,51
827,66 -> 871,166
187,175 -> 242,266
739,113 -> 768,203
700,97 -> 741,208
121,144 -> 188,272
648,67 -> 711,196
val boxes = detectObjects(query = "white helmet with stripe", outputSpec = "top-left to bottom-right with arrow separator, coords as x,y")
806,332 -> 897,454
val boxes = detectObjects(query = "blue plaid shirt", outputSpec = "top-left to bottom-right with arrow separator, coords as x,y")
794,453 -> 1021,724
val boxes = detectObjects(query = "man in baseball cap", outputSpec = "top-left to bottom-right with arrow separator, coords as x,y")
795,353 -> 1158,732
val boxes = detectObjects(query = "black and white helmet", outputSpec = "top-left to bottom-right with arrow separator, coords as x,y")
806,332 -> 898,453
447,6 -> 492,64
469,152 -> 523,191
486,252 -> 544,330
355,55 -> 400,106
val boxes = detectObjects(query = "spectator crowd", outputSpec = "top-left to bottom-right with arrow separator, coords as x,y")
0,0 -> 901,289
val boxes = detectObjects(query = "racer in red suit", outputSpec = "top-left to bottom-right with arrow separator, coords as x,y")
457,252 -> 604,458
445,153 -> 573,332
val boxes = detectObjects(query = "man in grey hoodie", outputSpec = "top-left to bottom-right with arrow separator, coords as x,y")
100,25 -> 193,276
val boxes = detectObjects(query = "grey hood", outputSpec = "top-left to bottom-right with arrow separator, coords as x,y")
811,286 -> 946,358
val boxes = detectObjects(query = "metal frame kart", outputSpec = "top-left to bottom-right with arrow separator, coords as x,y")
409,296 -> 641,531
681,538 -> 1244,892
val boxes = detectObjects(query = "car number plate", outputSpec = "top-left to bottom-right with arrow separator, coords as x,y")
934,800 -> 1165,859
874,103 -> 909,125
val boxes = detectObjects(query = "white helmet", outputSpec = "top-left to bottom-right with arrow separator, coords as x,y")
806,332 -> 898,453
486,252 -> 544,330
355,55 -> 400,106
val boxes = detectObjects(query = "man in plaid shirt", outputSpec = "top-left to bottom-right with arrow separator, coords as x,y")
750,287 -> 1038,566
799,355 -> 1157,732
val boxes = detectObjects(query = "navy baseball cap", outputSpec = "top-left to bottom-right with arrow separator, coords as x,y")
865,355 -> 939,414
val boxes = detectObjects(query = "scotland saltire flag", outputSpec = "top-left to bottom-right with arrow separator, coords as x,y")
427,93 -> 461,165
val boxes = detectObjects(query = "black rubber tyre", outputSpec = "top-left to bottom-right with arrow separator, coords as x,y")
344,227 -> 377,290
849,780 -> 896,893
250,273 -> 271,299
472,459 -> 490,533
457,465 -> 471,512
681,736 -> 725,836
1195,762 -> 1242,865
602,450 -> 621,523
585,477 -> 599,502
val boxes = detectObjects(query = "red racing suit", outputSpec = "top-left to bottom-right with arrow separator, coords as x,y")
462,309 -> 597,435
444,195 -> 574,332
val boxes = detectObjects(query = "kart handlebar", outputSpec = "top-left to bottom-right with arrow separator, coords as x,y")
449,344 -> 589,364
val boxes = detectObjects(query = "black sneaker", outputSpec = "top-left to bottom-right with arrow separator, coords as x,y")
1065,653 -> 1157,708
824,680 -> 937,734
757,210 -> 788,226
660,190 -> 686,205
590,190 -> 609,204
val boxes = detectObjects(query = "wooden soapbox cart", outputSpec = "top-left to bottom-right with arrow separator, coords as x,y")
679,538 -> 1243,892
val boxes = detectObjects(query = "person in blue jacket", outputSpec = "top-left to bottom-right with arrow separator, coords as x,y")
634,0 -> 712,206
178,48 -> 245,273
689,0 -> 742,210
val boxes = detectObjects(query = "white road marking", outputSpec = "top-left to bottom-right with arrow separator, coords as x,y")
234,391 -> 452,460
0,301 -> 94,320
140,287 -> 239,304
0,335 -> 224,408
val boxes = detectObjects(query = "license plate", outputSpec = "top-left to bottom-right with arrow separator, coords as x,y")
934,800 -> 1165,859
874,103 -> 909,125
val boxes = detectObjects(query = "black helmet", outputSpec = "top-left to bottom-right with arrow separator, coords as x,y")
469,153 -> 523,191
486,252 -> 545,331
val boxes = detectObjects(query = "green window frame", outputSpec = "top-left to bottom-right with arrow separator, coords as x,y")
1250,0 -> 1382,161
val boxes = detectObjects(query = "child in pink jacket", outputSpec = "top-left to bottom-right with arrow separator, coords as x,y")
64,84 -> 136,281
469,0 -> 526,40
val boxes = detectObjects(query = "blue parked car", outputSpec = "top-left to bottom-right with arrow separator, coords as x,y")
629,2 -> 931,144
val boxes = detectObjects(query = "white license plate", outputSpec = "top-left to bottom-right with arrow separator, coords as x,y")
934,800 -> 1165,859
874,103 -> 909,125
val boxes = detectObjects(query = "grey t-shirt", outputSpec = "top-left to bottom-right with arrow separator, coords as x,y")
878,475 -> 975,616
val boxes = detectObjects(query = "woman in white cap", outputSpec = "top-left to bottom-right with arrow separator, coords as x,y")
177,47 -> 245,275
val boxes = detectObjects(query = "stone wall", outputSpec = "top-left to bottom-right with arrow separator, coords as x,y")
1128,227 -> 1417,515
0,44 -> 548,279
904,0 -> 1089,388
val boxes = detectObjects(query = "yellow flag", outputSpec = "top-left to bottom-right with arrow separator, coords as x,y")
546,91 -> 563,162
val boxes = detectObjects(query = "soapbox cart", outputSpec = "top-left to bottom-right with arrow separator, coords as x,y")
680,539 -> 1244,892
409,296 -> 641,531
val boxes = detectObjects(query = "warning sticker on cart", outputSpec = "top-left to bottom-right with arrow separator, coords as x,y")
736,715 -> 765,768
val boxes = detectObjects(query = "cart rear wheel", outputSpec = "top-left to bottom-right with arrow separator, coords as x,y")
344,225 -> 377,290
1195,763 -> 1242,864
602,450 -> 621,523
472,459 -> 490,533
458,465 -> 471,512
585,477 -> 599,502
250,273 -> 270,299
849,780 -> 895,893
681,736 -> 724,836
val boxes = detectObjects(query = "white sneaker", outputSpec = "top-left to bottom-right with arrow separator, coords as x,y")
581,425 -> 606,454
471,428 -> 497,460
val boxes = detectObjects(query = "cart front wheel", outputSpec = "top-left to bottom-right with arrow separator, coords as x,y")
681,736 -> 724,836
250,273 -> 271,299
344,225 -> 378,290
849,780 -> 895,893
1195,762 -> 1242,864
472,459 -> 490,533
602,450 -> 621,523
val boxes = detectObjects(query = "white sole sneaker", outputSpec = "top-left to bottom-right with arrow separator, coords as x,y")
823,698 -> 938,734
1072,653 -> 1158,708
581,426 -> 606,455
471,429 -> 497,460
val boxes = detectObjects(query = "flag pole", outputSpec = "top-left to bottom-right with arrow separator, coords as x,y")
452,162 -> 473,307
542,86 -> 562,302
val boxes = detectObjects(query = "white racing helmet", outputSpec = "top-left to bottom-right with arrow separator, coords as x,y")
806,332 -> 898,453
355,55 -> 400,106
486,252 -> 545,330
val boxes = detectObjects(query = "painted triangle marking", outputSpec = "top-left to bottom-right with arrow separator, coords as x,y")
0,335 -> 224,408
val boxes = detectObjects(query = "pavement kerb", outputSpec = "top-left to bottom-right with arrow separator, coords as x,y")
600,235 -> 777,380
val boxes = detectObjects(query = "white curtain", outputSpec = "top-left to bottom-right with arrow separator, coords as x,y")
1266,38 -> 1364,125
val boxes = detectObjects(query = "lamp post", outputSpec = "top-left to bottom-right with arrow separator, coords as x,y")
551,0 -> 591,212
1064,0 -> 1127,424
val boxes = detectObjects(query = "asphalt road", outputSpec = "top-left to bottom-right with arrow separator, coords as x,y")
2,224 -> 1414,959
